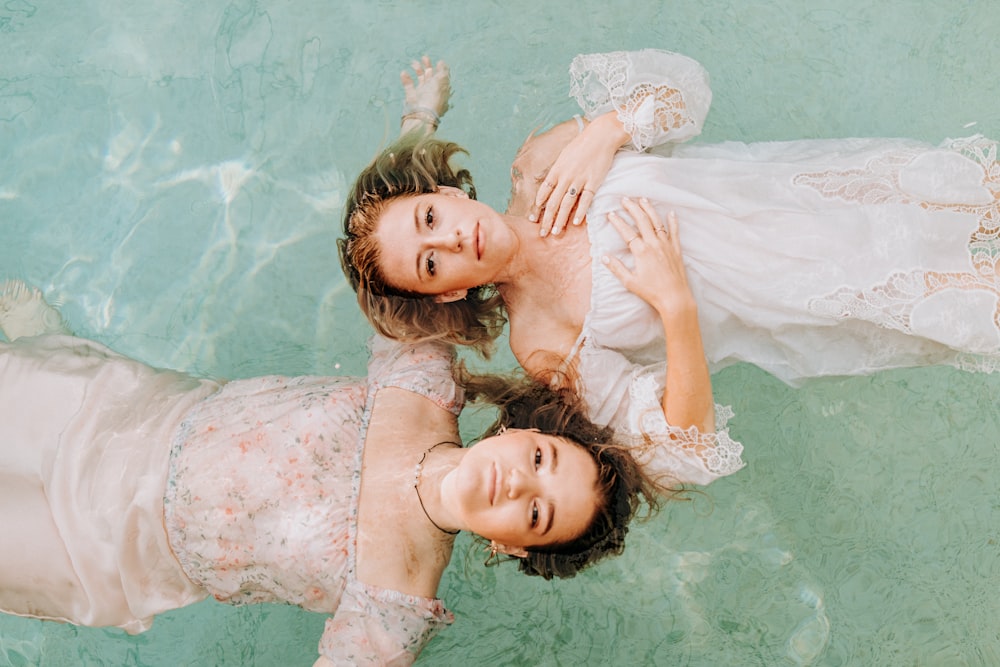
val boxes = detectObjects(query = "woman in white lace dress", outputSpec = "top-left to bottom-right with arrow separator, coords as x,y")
340,49 -> 1000,488
0,281 -> 652,666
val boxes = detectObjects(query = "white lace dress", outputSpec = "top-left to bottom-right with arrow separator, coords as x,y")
565,50 -> 1000,484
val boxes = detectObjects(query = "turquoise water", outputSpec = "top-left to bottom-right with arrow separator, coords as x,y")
2,1 -> 1000,665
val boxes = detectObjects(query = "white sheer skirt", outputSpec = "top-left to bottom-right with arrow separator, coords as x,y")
0,335 -> 219,633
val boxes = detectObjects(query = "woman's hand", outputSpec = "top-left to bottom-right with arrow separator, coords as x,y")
529,111 -> 629,237
400,55 -> 451,135
603,198 -> 715,435
602,198 -> 695,318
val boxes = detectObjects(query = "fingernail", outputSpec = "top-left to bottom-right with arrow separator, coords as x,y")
528,213 -> 537,222
573,216 -> 581,225
641,197 -> 649,204
540,228 -> 548,237
601,255 -> 610,264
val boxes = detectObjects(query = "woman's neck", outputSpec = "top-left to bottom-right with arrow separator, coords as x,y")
488,213 -> 531,287
496,214 -> 591,308
415,445 -> 466,534
495,214 -> 560,299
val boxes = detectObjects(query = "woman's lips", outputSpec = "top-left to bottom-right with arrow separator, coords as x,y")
476,222 -> 484,260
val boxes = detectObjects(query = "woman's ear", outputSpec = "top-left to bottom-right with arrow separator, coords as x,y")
437,185 -> 470,199
434,289 -> 468,303
491,540 -> 528,559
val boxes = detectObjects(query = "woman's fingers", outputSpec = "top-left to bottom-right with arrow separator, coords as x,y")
618,198 -> 680,259
550,187 -> 580,235
619,196 -> 661,238
539,182 -> 569,235
412,55 -> 431,76
604,206 -> 692,314
574,189 -> 595,226
401,55 -> 451,118
530,179 -> 556,230
605,210 -> 637,243
537,180 -> 569,236
665,209 -> 680,252
600,252 -> 632,286
536,179 -> 591,236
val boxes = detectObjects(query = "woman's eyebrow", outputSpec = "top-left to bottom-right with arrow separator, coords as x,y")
542,445 -> 558,534
542,443 -> 563,534
412,204 -> 423,280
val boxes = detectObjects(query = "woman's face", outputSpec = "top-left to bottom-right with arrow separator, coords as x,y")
374,187 -> 517,300
445,428 -> 600,550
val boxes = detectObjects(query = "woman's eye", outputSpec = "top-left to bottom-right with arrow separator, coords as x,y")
534,448 -> 542,469
425,252 -> 436,277
425,207 -> 435,228
530,503 -> 539,528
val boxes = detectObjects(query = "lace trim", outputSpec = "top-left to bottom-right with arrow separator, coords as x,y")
796,135 -> 1000,336
666,406 -> 743,478
954,351 -> 1000,373
569,51 -> 698,152
569,51 -> 629,119
626,373 -> 744,484
619,82 -> 692,152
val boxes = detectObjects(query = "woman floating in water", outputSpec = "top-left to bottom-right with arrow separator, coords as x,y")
340,49 -> 1000,487
0,280 -> 654,666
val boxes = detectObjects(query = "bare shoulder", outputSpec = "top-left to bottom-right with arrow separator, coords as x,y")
507,119 -> 581,216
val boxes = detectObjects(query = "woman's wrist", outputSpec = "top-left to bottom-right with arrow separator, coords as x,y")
401,105 -> 440,133
402,105 -> 440,127
589,111 -> 630,149
657,298 -> 699,329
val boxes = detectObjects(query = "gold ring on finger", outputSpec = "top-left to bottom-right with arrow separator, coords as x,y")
655,227 -> 669,234
627,235 -> 640,246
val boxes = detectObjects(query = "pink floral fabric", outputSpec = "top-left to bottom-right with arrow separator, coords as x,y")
164,338 -> 460,663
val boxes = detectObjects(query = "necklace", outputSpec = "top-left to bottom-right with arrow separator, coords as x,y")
414,441 -> 461,536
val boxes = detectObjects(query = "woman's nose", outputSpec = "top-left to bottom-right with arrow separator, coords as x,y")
506,468 -> 532,498
431,227 -> 463,251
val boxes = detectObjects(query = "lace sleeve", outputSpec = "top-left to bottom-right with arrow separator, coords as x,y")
569,49 -> 712,152
318,582 -> 452,666
624,371 -> 744,487
366,335 -> 464,416
575,343 -> 744,487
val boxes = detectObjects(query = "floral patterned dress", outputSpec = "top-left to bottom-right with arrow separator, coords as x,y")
0,334 -> 458,665
559,50 -> 1000,484
164,335 -> 460,665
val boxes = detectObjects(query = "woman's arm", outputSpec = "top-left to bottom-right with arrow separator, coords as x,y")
590,199 -> 741,486
528,49 -> 712,237
399,55 -> 451,137
602,198 -> 715,434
